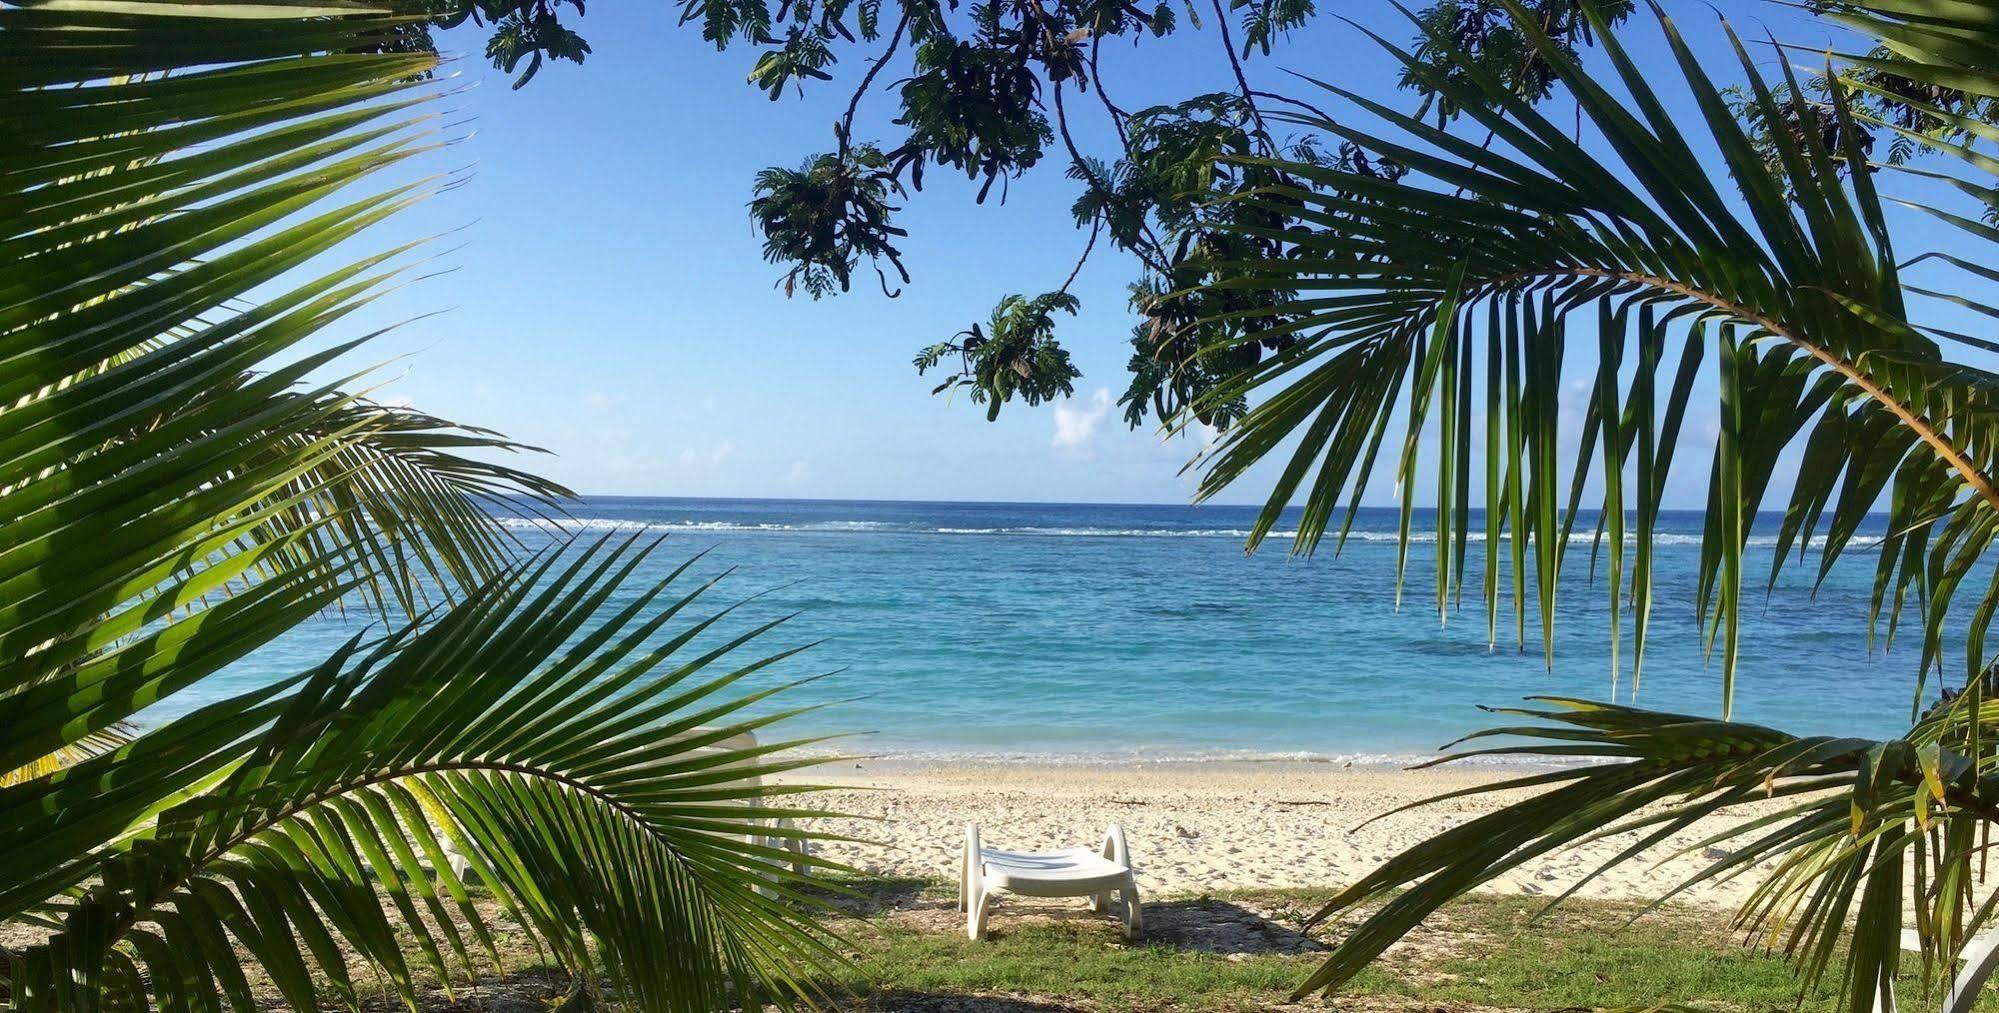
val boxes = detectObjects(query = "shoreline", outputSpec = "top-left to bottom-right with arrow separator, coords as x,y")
796,753 -> 1578,773
787,758 -> 1771,910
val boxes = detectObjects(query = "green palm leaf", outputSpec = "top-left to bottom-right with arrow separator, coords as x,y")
5,537 -> 856,1013
1171,1 -> 1999,1007
5,2 -> 855,1007
1816,2 -> 1999,257
1186,0 -> 1999,714
1294,694 -> 1999,1010
2,0 -> 569,777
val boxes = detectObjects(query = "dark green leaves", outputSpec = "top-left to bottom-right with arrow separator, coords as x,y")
918,292 -> 1083,418
1296,694 -> 1999,1010
750,146 -> 910,297
8,540 -> 854,1013
481,0 -> 593,88
1398,0 -> 1637,121
1184,0 -> 1999,717
899,19 -> 1054,200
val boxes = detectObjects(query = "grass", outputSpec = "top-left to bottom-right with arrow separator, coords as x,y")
163,874 -> 1999,1011
818,878 -> 1999,1012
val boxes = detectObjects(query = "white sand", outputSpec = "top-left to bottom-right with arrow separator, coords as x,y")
792,760 -> 1779,910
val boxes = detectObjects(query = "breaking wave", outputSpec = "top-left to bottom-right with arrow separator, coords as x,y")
496,516 -> 1776,546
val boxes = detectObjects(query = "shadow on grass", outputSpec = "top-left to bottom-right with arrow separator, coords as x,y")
810,874 -> 938,916
354,966 -> 572,1013
803,877 -> 1326,957
1136,898 -> 1326,956
838,993 -> 1080,1012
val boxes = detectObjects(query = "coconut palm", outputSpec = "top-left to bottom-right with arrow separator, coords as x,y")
1,1 -> 847,1009
1176,0 -> 1999,1007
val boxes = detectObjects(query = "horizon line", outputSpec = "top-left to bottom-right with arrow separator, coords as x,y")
562,492 -> 1746,513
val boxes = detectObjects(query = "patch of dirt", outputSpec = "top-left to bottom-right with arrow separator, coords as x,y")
844,991 -> 1534,1013
348,968 -> 571,1013
863,893 -> 1330,957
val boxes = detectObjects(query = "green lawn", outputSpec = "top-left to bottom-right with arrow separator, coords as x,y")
818,878 -> 1995,1012
210,875 -> 1993,1011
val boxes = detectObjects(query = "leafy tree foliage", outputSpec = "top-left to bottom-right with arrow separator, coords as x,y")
423,0 -> 1990,432
751,146 -> 909,296
916,292 -> 1082,417
1399,0 -> 1634,118
417,0 -> 1646,429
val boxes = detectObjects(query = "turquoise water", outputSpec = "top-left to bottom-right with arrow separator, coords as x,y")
167,497 -> 1945,762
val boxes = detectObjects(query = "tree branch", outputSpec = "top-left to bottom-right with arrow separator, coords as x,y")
1050,76 -> 1171,273
1206,0 -> 1271,151
839,9 -> 911,155
1057,213 -> 1102,296
1088,33 -> 1132,149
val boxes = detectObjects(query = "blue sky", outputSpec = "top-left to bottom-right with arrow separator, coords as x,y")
339,0 -> 1970,507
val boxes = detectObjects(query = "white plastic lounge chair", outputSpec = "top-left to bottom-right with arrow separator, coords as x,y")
706,728 -> 814,883
959,823 -> 1141,940
1874,929 -> 1999,1013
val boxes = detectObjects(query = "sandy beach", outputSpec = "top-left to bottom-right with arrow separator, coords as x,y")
798,759 -> 1776,910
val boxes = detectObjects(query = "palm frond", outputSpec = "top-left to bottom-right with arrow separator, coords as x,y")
1169,2 -> 1999,1006
1,0 -> 573,772
2,4 -> 862,1008
4,537 -> 856,1012
1816,2 -> 1999,264
1185,0 -> 1999,713
1294,693 -> 1999,1012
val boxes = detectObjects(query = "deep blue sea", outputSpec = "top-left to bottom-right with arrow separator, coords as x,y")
163,496 -> 1949,763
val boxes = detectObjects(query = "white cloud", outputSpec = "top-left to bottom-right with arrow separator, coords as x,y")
1052,388 -> 1113,451
786,459 -> 811,483
582,390 -> 623,411
678,440 -> 736,468
1158,419 -> 1218,449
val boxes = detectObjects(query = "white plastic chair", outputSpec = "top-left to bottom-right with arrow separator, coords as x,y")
696,728 -> 812,890
1874,929 -> 1999,1013
959,822 -> 1141,940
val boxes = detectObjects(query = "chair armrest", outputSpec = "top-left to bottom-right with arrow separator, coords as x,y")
1949,931 -> 1999,1013
961,823 -> 983,909
1100,824 -> 1132,871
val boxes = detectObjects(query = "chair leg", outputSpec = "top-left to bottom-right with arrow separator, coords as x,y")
1120,877 -> 1143,938
772,817 -> 811,877
967,887 -> 993,940
1872,978 -> 1895,1013
1946,930 -> 1999,1013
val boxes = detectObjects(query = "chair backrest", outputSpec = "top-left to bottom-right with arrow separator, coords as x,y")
1877,930 -> 1999,1013
680,728 -> 766,815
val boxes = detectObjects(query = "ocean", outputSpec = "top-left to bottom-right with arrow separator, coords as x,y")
166,496 -> 1942,764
